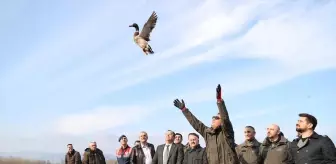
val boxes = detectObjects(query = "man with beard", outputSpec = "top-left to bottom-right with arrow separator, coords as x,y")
291,113 -> 336,164
65,144 -> 81,164
259,124 -> 293,164
82,141 -> 106,164
173,84 -> 239,164
235,126 -> 260,164
183,133 -> 207,164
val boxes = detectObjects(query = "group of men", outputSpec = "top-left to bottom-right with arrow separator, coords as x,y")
65,84 -> 336,164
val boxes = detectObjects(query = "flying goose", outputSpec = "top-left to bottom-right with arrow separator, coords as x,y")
129,11 -> 158,55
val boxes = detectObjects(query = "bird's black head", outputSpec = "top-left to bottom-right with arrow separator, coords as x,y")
129,23 -> 139,31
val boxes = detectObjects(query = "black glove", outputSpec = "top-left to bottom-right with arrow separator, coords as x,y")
174,99 -> 186,110
216,84 -> 222,100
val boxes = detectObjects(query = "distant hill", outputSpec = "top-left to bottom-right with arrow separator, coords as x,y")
0,156 -> 117,164
0,151 -> 116,163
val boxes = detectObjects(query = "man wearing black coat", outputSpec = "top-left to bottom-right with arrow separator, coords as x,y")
183,133 -> 207,164
291,113 -> 336,164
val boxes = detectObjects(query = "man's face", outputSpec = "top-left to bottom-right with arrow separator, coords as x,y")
120,136 -> 128,145
211,114 -> 221,129
135,141 -> 140,146
296,117 -> 311,133
165,131 -> 175,142
139,132 -> 148,143
244,128 -> 255,140
188,135 -> 199,148
90,142 -> 97,150
67,145 -> 73,152
267,125 -> 279,138
174,135 -> 182,144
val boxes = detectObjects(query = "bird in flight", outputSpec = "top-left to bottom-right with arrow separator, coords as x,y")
129,11 -> 158,55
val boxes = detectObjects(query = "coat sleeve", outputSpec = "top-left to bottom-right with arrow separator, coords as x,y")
65,154 -> 68,164
258,145 -> 265,164
235,145 -> 241,161
100,150 -> 106,164
182,150 -> 188,164
176,144 -> 184,164
75,152 -> 82,164
285,142 -> 295,164
202,149 -> 208,164
151,144 -> 156,158
130,147 -> 136,164
321,136 -> 336,164
217,99 -> 235,144
82,151 -> 89,164
152,146 -> 159,164
182,108 -> 208,137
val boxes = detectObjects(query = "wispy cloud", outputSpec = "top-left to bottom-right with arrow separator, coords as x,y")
54,105 -> 154,135
36,0 -> 336,135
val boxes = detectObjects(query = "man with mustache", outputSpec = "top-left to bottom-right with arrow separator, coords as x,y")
183,133 -> 207,164
291,113 -> 336,164
174,84 -> 238,164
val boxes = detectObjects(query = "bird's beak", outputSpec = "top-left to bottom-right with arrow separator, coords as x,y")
129,25 -> 133,27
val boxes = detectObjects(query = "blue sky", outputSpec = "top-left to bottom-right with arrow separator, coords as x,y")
1,0 -> 336,154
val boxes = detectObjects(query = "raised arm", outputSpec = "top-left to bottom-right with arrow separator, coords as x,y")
174,99 -> 208,137
216,85 -> 235,142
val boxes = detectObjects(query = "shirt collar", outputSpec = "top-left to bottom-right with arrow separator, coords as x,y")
141,143 -> 148,148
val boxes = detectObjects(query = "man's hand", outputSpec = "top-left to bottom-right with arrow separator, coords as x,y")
216,84 -> 222,100
174,99 -> 186,110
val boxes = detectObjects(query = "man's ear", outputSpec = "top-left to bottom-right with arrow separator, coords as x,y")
307,123 -> 313,129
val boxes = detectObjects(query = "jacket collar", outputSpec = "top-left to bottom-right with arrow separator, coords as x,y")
262,135 -> 287,146
242,139 -> 259,147
188,144 -> 202,152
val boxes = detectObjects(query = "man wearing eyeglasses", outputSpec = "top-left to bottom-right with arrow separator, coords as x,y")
235,126 -> 261,164
173,84 -> 239,164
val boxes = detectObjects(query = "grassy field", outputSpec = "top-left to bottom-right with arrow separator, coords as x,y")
0,157 -> 117,164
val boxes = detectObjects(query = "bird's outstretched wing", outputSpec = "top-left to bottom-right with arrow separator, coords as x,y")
139,11 -> 158,41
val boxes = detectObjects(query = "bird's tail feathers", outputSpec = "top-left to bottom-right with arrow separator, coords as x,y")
147,45 -> 154,54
